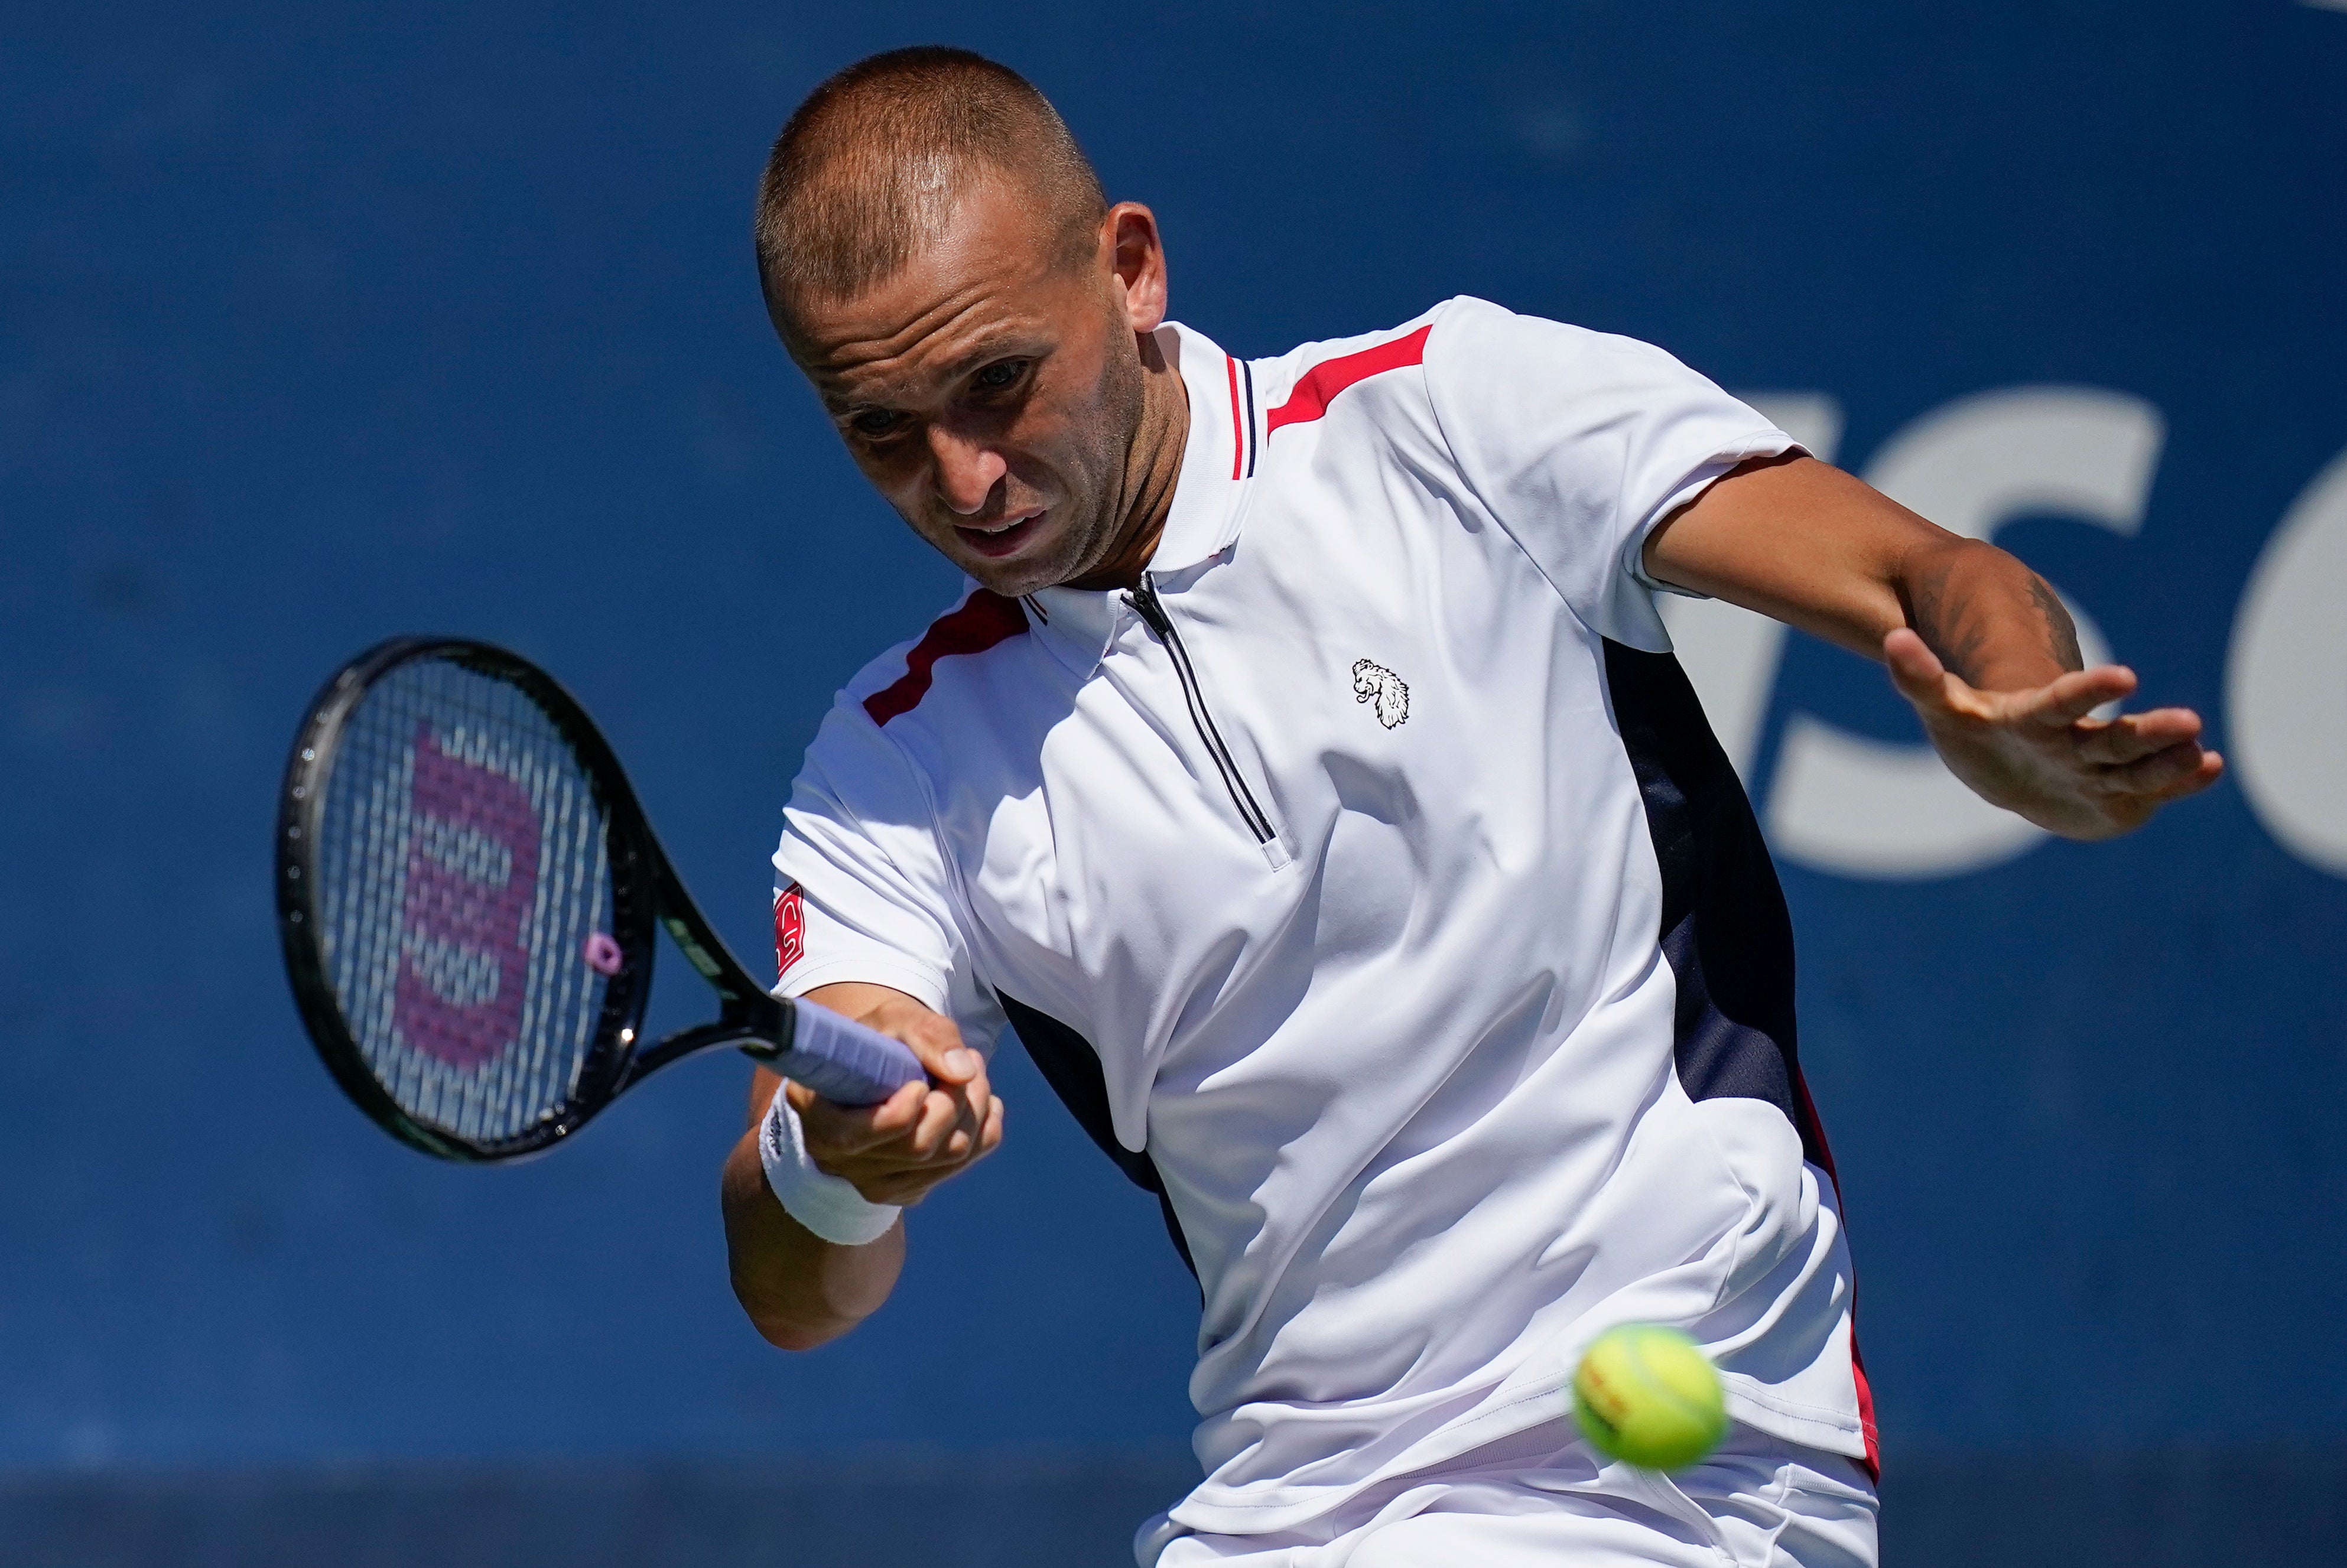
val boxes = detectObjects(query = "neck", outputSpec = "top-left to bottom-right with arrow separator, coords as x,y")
1064,330 -> 1189,592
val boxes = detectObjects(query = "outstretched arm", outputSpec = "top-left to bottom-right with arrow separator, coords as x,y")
721,981 -> 1002,1350
1644,452 -> 2222,839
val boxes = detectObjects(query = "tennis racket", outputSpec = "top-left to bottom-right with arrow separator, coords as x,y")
274,636 -> 927,1162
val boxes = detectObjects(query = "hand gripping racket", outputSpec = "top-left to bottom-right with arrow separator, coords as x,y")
275,636 -> 927,1162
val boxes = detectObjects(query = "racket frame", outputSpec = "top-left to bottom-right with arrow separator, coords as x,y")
277,636 -> 804,1163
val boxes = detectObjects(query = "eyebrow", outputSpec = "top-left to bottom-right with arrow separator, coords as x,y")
820,334 -> 1044,415
940,334 -> 1039,380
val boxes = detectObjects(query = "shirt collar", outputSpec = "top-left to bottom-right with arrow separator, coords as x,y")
1148,320 -> 1254,573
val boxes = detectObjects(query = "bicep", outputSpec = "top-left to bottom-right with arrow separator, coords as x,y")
1642,452 -> 1959,661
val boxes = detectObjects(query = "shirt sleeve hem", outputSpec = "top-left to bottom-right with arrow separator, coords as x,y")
1626,431 -> 1806,598
775,956 -> 953,1016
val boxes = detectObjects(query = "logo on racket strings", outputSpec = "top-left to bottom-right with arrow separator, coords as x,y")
395,724 -> 541,1068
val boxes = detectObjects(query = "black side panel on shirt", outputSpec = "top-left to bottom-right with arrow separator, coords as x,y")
1601,639 -> 1835,1175
994,991 -> 1198,1280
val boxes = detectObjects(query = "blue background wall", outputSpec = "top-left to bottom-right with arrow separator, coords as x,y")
5,0 -> 2345,1558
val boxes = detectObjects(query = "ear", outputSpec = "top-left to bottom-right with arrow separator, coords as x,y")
1105,202 -> 1168,334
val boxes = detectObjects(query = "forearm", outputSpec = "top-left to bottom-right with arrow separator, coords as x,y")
1647,450 -> 2218,838
716,983 -> 1000,1351
721,1117 -> 903,1351
1647,454 -> 2082,688
1894,533 -> 2082,691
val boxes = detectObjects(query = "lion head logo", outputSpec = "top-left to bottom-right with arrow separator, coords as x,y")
1351,659 -> 1409,728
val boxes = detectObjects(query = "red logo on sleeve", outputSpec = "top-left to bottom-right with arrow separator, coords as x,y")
773,884 -> 805,977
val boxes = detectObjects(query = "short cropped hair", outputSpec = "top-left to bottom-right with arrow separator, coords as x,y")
754,47 -> 1107,328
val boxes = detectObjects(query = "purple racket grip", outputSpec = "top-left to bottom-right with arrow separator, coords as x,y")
775,999 -> 929,1106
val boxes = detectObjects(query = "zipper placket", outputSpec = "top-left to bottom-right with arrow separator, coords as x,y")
1125,573 -> 1279,848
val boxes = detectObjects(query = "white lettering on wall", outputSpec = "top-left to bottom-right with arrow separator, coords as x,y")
2228,444 -> 2347,874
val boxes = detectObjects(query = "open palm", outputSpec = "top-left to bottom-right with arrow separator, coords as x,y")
1883,628 -> 2225,840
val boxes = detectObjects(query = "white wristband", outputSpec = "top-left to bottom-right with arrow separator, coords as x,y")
759,1085 -> 902,1247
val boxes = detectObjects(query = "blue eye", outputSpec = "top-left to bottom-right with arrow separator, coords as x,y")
850,409 -> 903,438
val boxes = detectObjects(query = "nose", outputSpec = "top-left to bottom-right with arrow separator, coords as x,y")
927,424 -> 1007,517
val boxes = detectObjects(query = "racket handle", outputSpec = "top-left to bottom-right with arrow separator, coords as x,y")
773,998 -> 931,1107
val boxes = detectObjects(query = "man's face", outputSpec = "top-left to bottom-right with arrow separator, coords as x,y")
783,180 -> 1151,597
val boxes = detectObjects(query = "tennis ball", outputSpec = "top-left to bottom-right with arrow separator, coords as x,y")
1571,1324 -> 1728,1471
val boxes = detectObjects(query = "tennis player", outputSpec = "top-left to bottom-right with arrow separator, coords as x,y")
718,47 -> 2220,1567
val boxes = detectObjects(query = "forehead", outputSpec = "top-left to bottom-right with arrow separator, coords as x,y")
787,180 -> 1092,407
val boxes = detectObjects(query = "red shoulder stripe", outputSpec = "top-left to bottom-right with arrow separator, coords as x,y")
862,590 -> 1030,726
1263,323 -> 1434,435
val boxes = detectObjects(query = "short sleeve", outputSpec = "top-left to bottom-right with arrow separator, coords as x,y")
770,695 -> 1006,1055
1422,296 -> 1797,652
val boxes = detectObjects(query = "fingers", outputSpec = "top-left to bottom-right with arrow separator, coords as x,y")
1883,629 -> 2021,723
2014,665 -> 2137,728
795,1076 -> 930,1156
887,1007 -> 981,1086
2102,740 -> 2225,799
846,1090 -> 1007,1206
2073,706 -> 2203,766
778,983 -> 1003,1208
1887,637 -> 2146,733
2065,705 -> 2219,806
2167,749 -> 2226,799
793,988 -> 978,1143
906,1079 -> 977,1159
797,1054 -> 998,1180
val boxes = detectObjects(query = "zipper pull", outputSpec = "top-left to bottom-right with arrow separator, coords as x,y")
1124,572 -> 1173,638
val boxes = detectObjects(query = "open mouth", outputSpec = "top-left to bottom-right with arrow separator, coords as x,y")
954,510 -> 1045,559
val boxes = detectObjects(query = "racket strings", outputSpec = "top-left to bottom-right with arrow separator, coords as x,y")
316,656 -> 616,1144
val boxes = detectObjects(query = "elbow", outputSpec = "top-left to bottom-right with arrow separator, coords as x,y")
755,1314 -> 849,1352
730,1271 -> 862,1353
719,1131 -> 899,1354
753,1315 -> 849,1354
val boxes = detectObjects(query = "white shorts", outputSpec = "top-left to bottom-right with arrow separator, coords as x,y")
1141,1423 -> 1879,1568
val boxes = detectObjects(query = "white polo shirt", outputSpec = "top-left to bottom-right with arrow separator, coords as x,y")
771,297 -> 1875,1536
